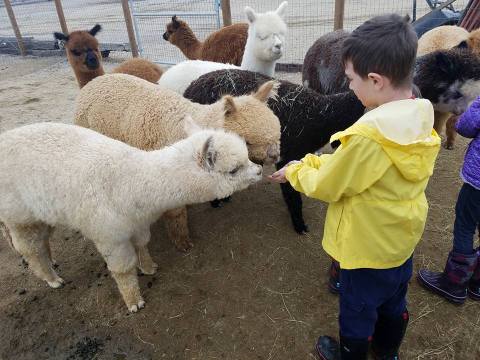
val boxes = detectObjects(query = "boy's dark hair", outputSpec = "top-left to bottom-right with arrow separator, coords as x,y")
341,14 -> 418,88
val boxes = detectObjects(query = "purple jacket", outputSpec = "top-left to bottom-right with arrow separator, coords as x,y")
456,96 -> 480,189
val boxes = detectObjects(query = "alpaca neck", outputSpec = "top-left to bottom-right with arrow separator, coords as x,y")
189,101 -> 225,128
241,54 -> 276,77
177,28 -> 203,59
74,65 -> 105,89
241,37 -> 276,77
125,143 -> 214,222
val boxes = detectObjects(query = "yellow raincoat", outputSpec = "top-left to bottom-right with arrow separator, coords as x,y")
286,99 -> 441,269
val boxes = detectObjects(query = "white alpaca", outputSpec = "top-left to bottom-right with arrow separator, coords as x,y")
158,2 -> 288,95
0,121 -> 262,312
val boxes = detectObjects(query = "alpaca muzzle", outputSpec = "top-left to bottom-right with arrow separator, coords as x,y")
85,51 -> 99,70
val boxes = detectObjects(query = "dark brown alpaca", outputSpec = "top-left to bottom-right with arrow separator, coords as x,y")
163,16 -> 248,65
54,25 -> 162,89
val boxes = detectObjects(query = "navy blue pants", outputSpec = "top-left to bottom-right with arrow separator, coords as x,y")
339,257 -> 412,339
453,183 -> 480,255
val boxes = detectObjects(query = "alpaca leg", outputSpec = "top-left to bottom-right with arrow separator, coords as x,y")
9,222 -> 64,288
164,207 -> 193,252
95,240 -> 144,312
132,228 -> 157,275
433,110 -> 450,137
280,182 -> 308,234
445,115 -> 458,150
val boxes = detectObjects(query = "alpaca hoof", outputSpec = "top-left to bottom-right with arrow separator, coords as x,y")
139,262 -> 158,275
210,199 -> 222,208
128,299 -> 145,313
47,277 -> 65,288
294,224 -> 309,235
174,239 -> 194,252
221,196 -> 232,203
443,142 -> 454,150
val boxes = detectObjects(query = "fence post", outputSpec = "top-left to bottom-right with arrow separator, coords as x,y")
221,0 -> 232,27
333,0 -> 345,30
54,0 -> 68,34
121,0 -> 139,57
4,0 -> 26,56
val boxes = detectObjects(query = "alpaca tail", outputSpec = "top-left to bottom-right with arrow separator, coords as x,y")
0,221 -> 14,250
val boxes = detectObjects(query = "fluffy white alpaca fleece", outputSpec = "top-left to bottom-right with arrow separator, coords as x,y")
0,121 -> 262,312
158,2 -> 288,95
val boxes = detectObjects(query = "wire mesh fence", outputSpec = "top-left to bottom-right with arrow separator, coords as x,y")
0,0 -> 475,72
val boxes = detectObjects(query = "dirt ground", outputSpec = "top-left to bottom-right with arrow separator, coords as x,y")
0,55 -> 479,360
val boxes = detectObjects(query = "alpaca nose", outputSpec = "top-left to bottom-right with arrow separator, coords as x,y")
85,51 -> 98,69
163,32 -> 169,41
267,144 -> 280,163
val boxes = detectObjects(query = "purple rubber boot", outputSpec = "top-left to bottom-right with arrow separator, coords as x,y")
418,251 -> 477,304
328,259 -> 341,295
468,249 -> 480,300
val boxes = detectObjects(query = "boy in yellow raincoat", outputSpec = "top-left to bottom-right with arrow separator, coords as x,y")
269,14 -> 440,360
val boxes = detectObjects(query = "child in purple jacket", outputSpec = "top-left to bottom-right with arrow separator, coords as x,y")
418,96 -> 480,303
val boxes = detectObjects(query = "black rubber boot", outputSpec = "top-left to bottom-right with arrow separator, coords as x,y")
371,310 -> 409,360
315,335 -> 369,360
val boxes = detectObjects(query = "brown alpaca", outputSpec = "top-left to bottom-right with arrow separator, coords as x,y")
163,16 -> 248,65
54,24 -> 163,88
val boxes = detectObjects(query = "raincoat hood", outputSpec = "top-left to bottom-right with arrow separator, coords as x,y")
332,99 -> 441,182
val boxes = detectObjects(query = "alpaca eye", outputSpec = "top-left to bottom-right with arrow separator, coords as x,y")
71,49 -> 82,56
229,166 -> 241,175
257,35 -> 268,41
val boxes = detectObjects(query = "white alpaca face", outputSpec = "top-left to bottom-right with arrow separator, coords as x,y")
202,131 -> 263,199
245,3 -> 288,62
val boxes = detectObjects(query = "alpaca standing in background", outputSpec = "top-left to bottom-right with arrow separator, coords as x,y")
163,16 -> 248,65
75,73 -> 281,252
158,2 -> 288,94
417,25 -> 480,149
54,24 -> 163,88
0,122 -> 261,312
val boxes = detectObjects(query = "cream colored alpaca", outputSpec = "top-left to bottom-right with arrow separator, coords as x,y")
75,73 -> 280,252
0,121 -> 261,312
417,25 -> 469,56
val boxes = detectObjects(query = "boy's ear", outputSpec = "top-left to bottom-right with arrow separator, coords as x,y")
368,72 -> 384,88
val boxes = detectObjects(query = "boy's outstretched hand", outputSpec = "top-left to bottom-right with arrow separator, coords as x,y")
268,160 -> 301,183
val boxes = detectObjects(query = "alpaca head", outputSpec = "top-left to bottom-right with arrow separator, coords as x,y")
414,49 -> 480,115
163,15 -> 192,45
215,80 -> 281,165
54,24 -> 102,73
183,117 -> 263,200
244,2 -> 288,62
456,28 -> 480,56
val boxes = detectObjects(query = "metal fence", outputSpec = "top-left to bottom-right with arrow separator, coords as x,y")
0,0 -> 474,70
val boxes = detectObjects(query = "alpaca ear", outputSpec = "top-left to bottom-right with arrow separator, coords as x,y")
253,80 -> 279,102
54,32 -> 69,42
89,24 -> 102,37
172,15 -> 180,29
223,96 -> 237,116
200,136 -> 217,170
276,1 -> 288,19
455,40 -> 468,49
183,115 -> 203,136
244,6 -> 257,24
